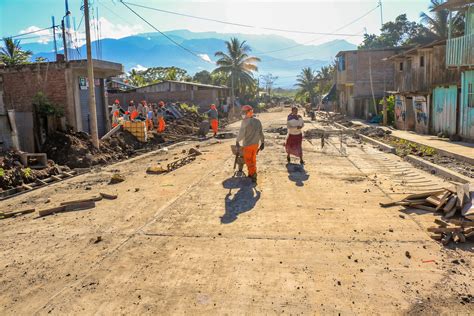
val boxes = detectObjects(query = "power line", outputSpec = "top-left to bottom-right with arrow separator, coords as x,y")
122,1 -> 365,37
257,5 -> 379,55
119,0 -> 212,63
2,25 -> 58,39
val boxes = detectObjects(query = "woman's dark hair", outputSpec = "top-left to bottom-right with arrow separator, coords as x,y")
291,106 -> 298,111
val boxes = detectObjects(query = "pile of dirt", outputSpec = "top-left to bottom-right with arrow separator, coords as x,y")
266,127 -> 288,135
0,151 -> 68,191
358,126 -> 391,138
166,112 -> 203,136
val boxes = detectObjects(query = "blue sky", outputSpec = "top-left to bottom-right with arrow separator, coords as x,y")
1,0 -> 432,47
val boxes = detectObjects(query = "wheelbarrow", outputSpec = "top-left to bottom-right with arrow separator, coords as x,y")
231,144 -> 245,176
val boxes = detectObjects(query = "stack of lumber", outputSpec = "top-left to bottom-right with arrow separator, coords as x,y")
428,218 -> 474,244
380,183 -> 474,245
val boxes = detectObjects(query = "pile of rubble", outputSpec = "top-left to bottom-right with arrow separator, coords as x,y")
381,184 -> 474,245
266,127 -> 288,135
0,151 -> 70,191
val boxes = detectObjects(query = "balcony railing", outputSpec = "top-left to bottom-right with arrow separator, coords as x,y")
446,33 -> 474,67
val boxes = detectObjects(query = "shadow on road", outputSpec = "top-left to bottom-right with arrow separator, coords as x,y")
286,163 -> 309,187
221,177 -> 261,224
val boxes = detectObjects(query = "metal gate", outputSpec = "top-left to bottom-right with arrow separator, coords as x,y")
432,85 -> 458,136
79,78 -> 106,137
460,70 -> 474,139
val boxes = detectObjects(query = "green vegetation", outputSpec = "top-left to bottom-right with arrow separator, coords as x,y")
22,167 -> 32,178
0,168 -> 4,178
33,92 -> 64,117
193,70 -> 212,85
213,37 -> 260,99
295,67 -> 317,105
379,95 -> 395,127
126,66 -> 191,87
179,103 -> 199,114
0,37 -> 32,66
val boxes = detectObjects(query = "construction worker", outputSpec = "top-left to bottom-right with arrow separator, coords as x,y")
236,105 -> 265,183
146,103 -> 154,131
137,100 -> 146,118
111,99 -> 120,127
207,104 -> 219,136
156,101 -> 166,133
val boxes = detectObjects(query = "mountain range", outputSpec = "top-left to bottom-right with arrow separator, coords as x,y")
23,29 -> 356,87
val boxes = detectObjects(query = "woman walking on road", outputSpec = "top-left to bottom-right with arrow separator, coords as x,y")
286,106 -> 304,164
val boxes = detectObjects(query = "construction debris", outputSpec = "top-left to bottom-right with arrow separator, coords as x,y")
381,184 -> 474,245
109,173 -> 125,184
266,127 -> 287,135
100,192 -> 118,200
0,208 -> 35,220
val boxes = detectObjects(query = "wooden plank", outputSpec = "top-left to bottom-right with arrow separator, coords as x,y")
426,196 -> 441,207
412,205 -> 437,212
64,201 -> 95,211
100,192 -> 118,200
1,208 -> 35,218
434,219 -> 449,227
404,190 -> 446,201
445,207 -> 457,219
443,196 -> 457,213
448,219 -> 474,227
427,227 -> 462,233
22,183 -> 33,190
435,191 -> 452,211
456,183 -> 470,209
461,192 -> 473,217
60,196 -> 102,206
38,205 -> 66,217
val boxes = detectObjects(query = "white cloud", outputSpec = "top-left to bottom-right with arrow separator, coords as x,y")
131,64 -> 148,72
198,54 -> 212,63
91,17 -> 144,40
19,26 -> 52,44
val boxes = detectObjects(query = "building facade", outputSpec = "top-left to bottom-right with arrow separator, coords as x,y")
0,59 -> 123,152
335,48 -> 403,120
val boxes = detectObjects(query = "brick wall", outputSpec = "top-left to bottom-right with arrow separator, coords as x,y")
1,65 -> 68,114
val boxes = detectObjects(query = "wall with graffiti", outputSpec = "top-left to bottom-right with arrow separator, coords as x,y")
413,95 -> 429,134
394,94 -> 406,130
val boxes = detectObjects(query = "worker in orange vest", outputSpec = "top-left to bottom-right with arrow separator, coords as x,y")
156,101 -> 166,133
207,104 -> 219,137
236,105 -> 265,183
145,102 -> 154,131
128,100 -> 139,121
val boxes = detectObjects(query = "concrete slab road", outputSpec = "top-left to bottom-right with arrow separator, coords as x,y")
0,110 -> 472,315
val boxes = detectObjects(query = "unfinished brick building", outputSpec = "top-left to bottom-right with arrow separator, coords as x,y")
0,59 -> 123,152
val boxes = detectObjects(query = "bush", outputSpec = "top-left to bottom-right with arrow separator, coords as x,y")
33,92 -> 64,117
379,95 -> 395,126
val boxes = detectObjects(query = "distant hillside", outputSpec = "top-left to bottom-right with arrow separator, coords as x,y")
22,29 -> 356,88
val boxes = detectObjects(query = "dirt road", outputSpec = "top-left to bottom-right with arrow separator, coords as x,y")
0,110 -> 472,314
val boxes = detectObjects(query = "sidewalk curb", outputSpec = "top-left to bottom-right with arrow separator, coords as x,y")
405,155 -> 472,184
333,122 -> 396,154
394,137 -> 474,165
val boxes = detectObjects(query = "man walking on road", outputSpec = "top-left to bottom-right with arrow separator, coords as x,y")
236,105 -> 265,183
207,104 -> 219,137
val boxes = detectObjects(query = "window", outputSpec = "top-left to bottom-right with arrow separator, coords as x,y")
338,55 -> 346,71
468,83 -> 474,108
420,55 -> 425,67
399,62 -> 404,71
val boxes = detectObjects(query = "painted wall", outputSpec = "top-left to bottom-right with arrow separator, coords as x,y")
432,85 -> 458,136
413,95 -> 429,134
394,94 -> 406,130
460,70 -> 474,140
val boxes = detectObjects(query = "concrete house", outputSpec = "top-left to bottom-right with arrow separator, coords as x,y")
0,59 -> 123,152
335,48 -> 404,119
388,41 -> 461,135
110,80 -> 229,111
438,0 -> 474,141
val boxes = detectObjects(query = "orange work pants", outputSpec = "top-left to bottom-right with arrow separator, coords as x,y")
146,119 -> 153,131
243,144 -> 259,176
210,119 -> 218,134
157,117 -> 166,133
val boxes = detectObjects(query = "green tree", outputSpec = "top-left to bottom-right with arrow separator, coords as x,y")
420,0 -> 465,39
316,63 -> 335,94
193,70 -> 212,84
0,37 -> 32,66
295,67 -> 317,106
359,14 -> 435,49
210,71 -> 229,86
213,37 -> 261,99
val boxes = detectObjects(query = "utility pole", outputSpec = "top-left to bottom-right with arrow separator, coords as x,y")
61,18 -> 68,61
52,16 -> 58,60
378,0 -> 383,27
84,0 -> 100,148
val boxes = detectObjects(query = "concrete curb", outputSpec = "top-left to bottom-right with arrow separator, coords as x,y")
358,134 -> 396,154
333,122 -> 396,154
405,154 -> 473,184
393,137 -> 474,165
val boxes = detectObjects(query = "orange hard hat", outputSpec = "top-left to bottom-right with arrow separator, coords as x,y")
125,111 -> 130,115
241,105 -> 253,112
114,99 -> 120,104
210,104 -> 217,109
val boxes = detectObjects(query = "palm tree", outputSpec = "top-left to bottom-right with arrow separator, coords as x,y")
420,0 -> 464,39
295,67 -> 317,106
0,37 -> 32,66
214,37 -> 261,104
